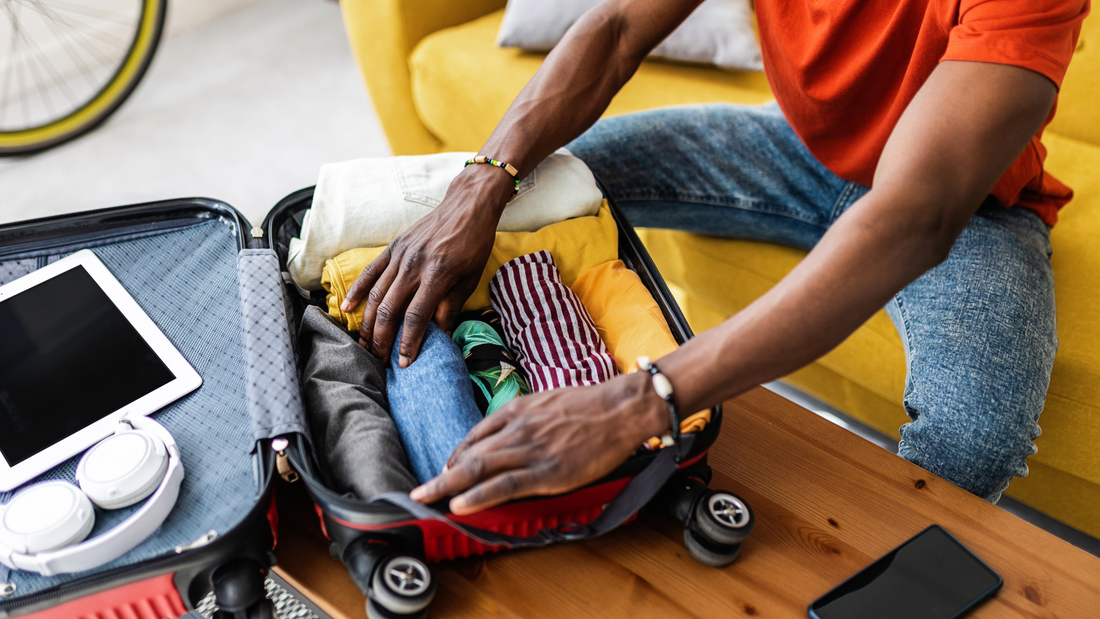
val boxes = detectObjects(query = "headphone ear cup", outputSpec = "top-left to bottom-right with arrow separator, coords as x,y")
0,481 -> 95,555
77,430 -> 170,510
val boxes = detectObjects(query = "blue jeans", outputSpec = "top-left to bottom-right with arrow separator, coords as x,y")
568,102 -> 1058,503
387,323 -> 484,485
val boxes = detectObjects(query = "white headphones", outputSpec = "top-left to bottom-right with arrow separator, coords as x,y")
0,417 -> 183,576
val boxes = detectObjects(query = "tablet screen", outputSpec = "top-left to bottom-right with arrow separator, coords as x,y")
0,265 -> 175,467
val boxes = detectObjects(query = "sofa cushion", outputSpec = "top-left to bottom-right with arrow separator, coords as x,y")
1046,12 -> 1099,148
409,10 -> 774,152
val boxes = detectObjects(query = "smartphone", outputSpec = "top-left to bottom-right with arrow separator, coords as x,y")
808,525 -> 1002,619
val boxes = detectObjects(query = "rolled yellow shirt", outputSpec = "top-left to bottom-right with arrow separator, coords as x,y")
323,203 -> 618,333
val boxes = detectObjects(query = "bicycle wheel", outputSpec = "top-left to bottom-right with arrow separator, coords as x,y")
0,0 -> 166,155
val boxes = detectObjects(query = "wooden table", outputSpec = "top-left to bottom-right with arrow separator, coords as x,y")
273,387 -> 1100,618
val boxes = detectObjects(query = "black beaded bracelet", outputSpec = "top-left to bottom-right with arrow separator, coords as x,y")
464,155 -> 521,199
636,356 -> 681,447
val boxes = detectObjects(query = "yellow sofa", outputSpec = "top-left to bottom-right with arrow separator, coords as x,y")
340,1 -> 1100,538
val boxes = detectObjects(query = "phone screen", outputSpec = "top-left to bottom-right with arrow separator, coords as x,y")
809,525 -> 1002,619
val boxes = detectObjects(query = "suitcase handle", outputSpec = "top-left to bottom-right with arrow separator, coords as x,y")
372,434 -> 695,549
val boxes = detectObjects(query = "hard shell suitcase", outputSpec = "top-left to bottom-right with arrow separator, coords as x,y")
0,199 -> 308,618
261,182 -> 757,619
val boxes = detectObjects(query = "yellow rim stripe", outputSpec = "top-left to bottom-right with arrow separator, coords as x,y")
0,0 -> 162,148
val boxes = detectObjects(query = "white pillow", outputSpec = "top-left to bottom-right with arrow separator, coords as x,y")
287,148 -> 604,290
497,0 -> 763,72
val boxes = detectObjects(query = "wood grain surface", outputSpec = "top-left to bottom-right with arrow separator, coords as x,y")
274,387 -> 1100,618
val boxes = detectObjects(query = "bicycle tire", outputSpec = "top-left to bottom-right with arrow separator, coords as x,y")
0,0 -> 167,155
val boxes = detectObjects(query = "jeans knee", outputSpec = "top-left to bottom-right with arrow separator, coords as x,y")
897,407 -> 1038,503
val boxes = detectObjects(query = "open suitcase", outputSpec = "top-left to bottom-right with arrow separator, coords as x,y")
261,181 -> 756,619
0,200 -> 302,618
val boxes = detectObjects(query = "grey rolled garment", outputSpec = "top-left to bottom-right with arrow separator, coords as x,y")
299,305 -> 416,500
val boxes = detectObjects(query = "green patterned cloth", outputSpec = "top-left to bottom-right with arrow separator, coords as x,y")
452,318 -> 530,415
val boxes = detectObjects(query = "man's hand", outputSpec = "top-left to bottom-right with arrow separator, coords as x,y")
340,166 -> 514,366
410,372 -> 669,515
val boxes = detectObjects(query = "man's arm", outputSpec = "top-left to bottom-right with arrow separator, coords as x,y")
342,0 -> 705,366
414,60 -> 1057,515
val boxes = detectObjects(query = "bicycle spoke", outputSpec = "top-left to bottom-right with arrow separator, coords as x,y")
40,0 -> 135,26
12,2 -> 77,112
15,0 -> 130,50
1,1 -> 18,126
28,0 -> 105,92
15,0 -> 123,93
15,4 -> 31,128
16,23 -> 58,120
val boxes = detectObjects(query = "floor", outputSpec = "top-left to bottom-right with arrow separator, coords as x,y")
0,0 -> 390,227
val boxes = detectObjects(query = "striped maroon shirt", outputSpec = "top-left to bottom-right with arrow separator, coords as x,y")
490,251 -> 618,392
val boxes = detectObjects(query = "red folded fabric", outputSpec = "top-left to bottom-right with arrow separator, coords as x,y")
490,251 -> 618,392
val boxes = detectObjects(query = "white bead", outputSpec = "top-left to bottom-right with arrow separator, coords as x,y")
652,373 -> 673,398
636,356 -> 652,371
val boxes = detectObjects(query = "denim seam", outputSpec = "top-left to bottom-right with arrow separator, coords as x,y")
890,293 -> 917,415
610,191 -> 828,227
828,181 -> 859,223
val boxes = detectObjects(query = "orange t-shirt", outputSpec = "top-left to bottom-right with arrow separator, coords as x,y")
755,0 -> 1090,226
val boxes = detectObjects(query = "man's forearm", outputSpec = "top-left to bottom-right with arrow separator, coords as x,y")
657,60 -> 1056,418
455,0 -> 705,213
657,190 -> 959,415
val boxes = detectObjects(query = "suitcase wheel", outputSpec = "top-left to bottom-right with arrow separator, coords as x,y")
680,490 -> 754,567
690,491 -> 754,546
211,559 -> 276,619
366,555 -> 436,619
683,528 -> 742,568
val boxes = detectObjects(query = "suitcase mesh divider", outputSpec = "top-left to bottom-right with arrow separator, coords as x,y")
237,250 -> 309,443
0,220 -> 258,598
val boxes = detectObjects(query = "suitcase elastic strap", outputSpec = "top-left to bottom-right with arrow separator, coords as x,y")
372,434 -> 694,549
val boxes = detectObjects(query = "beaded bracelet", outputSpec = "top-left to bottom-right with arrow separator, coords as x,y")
636,356 -> 681,448
464,155 -> 521,198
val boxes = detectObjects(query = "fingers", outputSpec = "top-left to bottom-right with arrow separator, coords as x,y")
433,290 -> 464,335
410,447 -> 530,507
368,270 -> 418,361
342,247 -> 391,312
357,262 -> 399,351
450,469 -> 544,515
397,277 -> 449,368
445,408 -> 515,470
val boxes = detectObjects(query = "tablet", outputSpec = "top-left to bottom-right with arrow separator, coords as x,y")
0,250 -> 201,492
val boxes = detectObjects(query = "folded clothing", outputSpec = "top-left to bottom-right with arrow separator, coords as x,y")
289,148 -> 604,289
298,306 -> 416,501
323,202 -> 619,332
387,321 -> 485,485
570,260 -> 711,449
570,260 -> 679,375
491,250 -> 618,392
452,313 -> 531,415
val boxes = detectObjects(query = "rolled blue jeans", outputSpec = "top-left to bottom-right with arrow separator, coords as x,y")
387,322 -> 484,485
568,102 -> 1057,503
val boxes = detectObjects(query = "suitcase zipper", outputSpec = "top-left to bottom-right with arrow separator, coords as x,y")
0,219 -> 206,260
174,531 -> 219,553
272,439 -> 299,483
